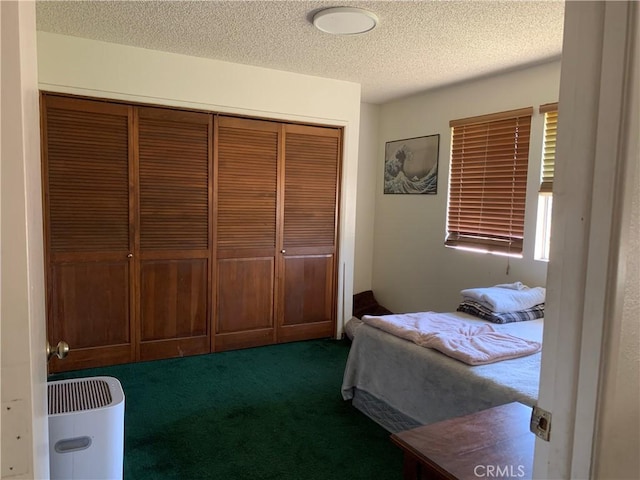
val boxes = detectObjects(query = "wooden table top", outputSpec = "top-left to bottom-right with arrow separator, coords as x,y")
391,402 -> 535,480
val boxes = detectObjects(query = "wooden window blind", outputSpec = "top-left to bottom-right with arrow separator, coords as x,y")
446,107 -> 533,255
539,103 -> 558,194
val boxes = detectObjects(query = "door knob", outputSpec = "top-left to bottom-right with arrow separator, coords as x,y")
47,340 -> 69,361
281,249 -> 286,254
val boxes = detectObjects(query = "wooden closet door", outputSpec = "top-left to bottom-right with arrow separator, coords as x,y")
42,95 -> 135,372
214,117 -> 280,351
136,107 -> 212,361
278,124 -> 341,342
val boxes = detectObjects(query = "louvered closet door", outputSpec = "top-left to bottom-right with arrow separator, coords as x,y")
215,117 -> 279,351
42,95 -> 135,372
278,124 -> 341,342
136,107 -> 212,361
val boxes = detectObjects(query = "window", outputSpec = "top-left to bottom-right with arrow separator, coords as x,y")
446,107 -> 533,257
535,103 -> 558,261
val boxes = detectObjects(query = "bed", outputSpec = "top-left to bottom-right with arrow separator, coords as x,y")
341,312 -> 543,433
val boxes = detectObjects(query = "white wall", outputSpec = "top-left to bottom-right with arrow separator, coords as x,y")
1,2 -> 49,477
353,103 -> 380,294
36,32 -> 362,334
371,61 -> 560,313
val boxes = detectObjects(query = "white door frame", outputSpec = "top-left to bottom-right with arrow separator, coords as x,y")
1,1 -> 49,478
534,1 -> 638,479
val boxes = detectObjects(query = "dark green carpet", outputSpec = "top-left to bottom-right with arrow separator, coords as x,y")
51,339 -> 402,479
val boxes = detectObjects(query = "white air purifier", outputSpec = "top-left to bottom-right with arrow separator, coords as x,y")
48,376 -> 125,480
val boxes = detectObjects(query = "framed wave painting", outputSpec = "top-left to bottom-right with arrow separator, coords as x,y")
384,134 -> 439,194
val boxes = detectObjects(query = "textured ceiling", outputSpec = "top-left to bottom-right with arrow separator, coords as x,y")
35,1 -> 565,104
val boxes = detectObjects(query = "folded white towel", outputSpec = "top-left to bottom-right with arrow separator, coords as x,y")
494,282 -> 526,290
361,311 -> 541,365
461,284 -> 546,313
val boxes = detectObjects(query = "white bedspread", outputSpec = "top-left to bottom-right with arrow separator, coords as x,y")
361,311 -> 541,365
342,312 -> 543,429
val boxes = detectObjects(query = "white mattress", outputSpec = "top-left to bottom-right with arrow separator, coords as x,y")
341,312 -> 543,429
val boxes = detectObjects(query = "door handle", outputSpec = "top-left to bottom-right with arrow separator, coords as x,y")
281,250 -> 286,254
47,340 -> 69,362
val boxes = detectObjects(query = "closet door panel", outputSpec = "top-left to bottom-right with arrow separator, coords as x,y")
137,107 -> 212,361
279,254 -> 334,341
51,261 -> 130,348
278,125 -> 340,342
43,95 -> 134,372
282,128 -> 339,249
138,108 -> 210,251
215,257 -> 274,350
215,116 -> 279,351
139,258 -> 209,360
139,259 -> 208,340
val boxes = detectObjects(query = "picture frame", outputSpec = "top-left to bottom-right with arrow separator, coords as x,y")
384,134 -> 439,194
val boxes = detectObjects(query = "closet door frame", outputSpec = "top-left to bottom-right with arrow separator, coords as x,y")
42,92 -> 344,369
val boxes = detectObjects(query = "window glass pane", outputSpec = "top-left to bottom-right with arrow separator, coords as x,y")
535,194 -> 553,261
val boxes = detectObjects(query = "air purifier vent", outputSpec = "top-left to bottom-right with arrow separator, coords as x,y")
48,379 -> 113,415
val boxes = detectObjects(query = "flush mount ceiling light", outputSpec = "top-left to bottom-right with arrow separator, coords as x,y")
312,7 -> 379,35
